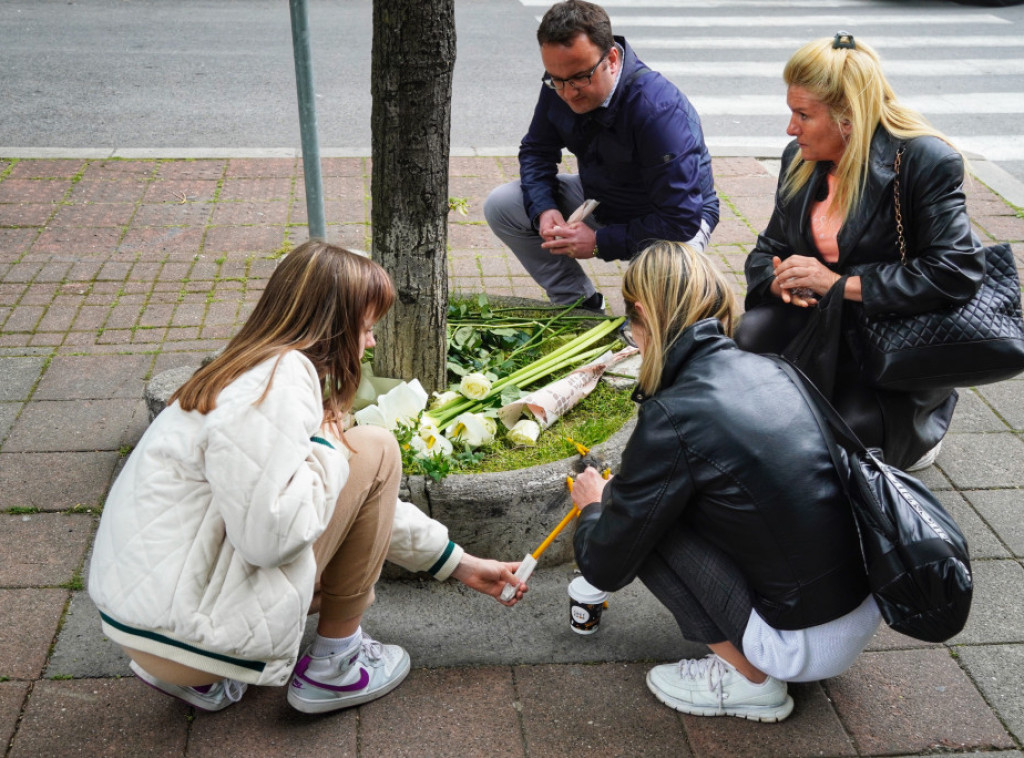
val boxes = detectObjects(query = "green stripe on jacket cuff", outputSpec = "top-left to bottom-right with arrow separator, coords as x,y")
427,541 -> 457,577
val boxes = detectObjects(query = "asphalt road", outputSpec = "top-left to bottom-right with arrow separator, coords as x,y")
1,0 -> 1023,188
0,0 -> 538,151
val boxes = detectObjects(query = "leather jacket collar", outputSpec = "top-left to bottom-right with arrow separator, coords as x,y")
631,318 -> 733,403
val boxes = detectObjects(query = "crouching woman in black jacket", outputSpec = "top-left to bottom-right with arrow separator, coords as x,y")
572,240 -> 880,723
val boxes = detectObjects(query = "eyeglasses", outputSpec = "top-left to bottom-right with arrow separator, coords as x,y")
618,319 -> 637,348
542,50 -> 609,92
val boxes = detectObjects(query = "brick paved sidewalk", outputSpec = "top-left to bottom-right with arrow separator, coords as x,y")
1,154 -> 1023,757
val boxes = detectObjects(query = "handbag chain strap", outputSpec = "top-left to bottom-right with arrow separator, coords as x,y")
893,146 -> 907,265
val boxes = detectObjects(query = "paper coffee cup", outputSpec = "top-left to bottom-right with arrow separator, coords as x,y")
568,576 -> 608,635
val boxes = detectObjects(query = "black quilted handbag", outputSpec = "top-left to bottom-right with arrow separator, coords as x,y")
857,148 -> 1024,391
773,357 -> 973,643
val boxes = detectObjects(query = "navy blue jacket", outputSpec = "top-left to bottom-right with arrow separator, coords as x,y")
519,37 -> 719,261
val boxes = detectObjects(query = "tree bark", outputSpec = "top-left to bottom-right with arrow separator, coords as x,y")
370,0 -> 455,393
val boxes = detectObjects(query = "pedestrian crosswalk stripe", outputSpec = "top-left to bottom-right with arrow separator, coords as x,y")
689,93 -> 1024,116
704,136 -> 1024,162
631,36 -> 1024,50
521,0 -> 865,6
653,59 -> 1024,77
606,14 -> 1009,27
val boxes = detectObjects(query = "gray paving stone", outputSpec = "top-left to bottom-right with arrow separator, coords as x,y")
0,512 -> 93,587
825,648 -> 1014,755
187,684 -> 358,758
361,667 -> 522,758
47,591 -> 132,679
10,678 -> 187,758
887,753 -> 1023,758
0,356 -> 45,401
956,644 -> 1024,747
0,588 -> 68,679
949,559 -> 1024,645
949,388 -> 1009,433
966,489 -> 1024,557
0,681 -> 30,758
912,460 -> 953,490
2,398 -> 145,453
32,353 -> 154,401
0,401 -> 18,444
939,432 -> 1024,489
516,663 -> 685,758
0,451 -> 118,511
976,378 -> 1024,430
935,490 -> 1010,559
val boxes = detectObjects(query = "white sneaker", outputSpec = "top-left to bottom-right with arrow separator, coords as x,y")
907,440 -> 943,472
130,660 -> 247,712
287,631 -> 410,714
646,655 -> 794,723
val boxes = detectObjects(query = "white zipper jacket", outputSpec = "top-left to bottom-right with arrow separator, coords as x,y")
90,351 -> 464,687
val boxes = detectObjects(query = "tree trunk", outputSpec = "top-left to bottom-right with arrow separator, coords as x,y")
370,0 -> 454,394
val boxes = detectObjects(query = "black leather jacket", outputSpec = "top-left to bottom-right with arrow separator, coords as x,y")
746,128 -> 983,315
743,128 -> 984,467
573,320 -> 869,630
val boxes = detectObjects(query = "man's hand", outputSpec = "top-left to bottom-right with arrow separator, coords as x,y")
451,554 -> 528,607
539,208 -> 597,260
542,222 -> 598,260
571,466 -> 610,510
538,208 -> 567,239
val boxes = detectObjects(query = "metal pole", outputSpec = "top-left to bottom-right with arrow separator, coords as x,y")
289,0 -> 327,240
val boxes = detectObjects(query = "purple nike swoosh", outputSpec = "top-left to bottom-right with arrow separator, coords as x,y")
293,657 -> 371,693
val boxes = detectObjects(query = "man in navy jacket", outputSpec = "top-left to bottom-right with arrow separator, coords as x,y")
484,0 -> 719,311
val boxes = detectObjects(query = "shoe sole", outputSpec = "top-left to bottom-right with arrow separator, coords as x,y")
287,656 -> 411,714
129,660 -> 236,712
646,671 -> 795,723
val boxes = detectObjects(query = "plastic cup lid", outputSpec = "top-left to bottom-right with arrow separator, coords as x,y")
568,575 -> 608,603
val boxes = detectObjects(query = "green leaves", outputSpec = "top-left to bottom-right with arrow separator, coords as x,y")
396,295 -> 626,480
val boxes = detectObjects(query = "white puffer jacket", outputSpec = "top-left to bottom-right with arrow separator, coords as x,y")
90,351 -> 466,687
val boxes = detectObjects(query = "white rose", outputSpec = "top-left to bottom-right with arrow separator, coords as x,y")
459,372 -> 492,401
446,412 -> 496,448
410,424 -> 454,459
508,419 -> 541,446
429,390 -> 461,410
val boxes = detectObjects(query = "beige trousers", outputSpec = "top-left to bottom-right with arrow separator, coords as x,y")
311,424 -> 400,623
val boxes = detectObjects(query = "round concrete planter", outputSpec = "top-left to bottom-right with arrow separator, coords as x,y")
143,296 -> 635,566
397,415 -> 635,565
145,369 -> 634,567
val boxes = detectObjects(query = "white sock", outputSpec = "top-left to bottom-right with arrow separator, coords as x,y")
311,628 -> 361,658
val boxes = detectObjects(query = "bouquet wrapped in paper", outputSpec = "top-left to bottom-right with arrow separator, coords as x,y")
499,346 -> 638,431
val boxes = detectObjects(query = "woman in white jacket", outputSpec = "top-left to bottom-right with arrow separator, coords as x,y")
89,241 -> 525,715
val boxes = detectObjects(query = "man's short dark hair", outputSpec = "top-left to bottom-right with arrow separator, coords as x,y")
537,1 -> 614,52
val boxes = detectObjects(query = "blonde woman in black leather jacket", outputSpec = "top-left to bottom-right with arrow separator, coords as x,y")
571,241 -> 879,723
737,33 -> 984,470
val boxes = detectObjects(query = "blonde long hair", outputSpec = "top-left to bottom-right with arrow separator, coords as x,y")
782,34 -> 957,223
170,241 -> 395,429
622,241 -> 738,396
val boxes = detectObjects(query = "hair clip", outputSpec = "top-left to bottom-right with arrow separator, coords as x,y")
832,31 -> 856,50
